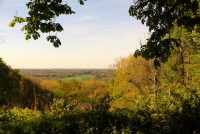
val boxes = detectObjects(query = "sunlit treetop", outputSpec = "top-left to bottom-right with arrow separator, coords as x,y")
129,0 -> 200,67
9,0 -> 86,47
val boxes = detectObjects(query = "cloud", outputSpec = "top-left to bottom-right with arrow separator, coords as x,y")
62,22 -> 148,43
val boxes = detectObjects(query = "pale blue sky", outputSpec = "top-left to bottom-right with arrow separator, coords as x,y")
0,0 -> 148,69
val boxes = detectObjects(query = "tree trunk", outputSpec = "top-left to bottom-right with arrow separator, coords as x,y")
180,41 -> 190,87
154,69 -> 159,108
33,88 -> 37,112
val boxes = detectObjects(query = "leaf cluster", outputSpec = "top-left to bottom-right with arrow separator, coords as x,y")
129,0 -> 200,67
9,0 -> 86,47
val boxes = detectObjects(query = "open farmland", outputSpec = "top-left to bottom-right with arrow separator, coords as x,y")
20,69 -> 114,81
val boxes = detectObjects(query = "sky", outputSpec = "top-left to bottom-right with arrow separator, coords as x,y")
0,0 -> 148,69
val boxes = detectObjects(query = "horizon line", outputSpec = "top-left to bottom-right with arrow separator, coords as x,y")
19,68 -> 115,70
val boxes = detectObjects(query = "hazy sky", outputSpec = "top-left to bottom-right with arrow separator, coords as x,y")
0,0 -> 148,69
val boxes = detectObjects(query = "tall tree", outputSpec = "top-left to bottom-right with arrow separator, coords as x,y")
168,25 -> 200,87
109,55 -> 158,109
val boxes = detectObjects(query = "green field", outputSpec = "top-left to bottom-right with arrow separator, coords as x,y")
60,74 -> 95,81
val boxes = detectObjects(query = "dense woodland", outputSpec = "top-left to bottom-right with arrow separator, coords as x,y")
1,0 -> 200,133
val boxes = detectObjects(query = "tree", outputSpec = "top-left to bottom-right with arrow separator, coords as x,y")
108,55 -> 160,109
0,58 -> 21,106
129,0 -> 200,67
9,0 -> 86,47
168,25 -> 200,87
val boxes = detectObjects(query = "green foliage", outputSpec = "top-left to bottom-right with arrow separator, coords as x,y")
9,0 -> 86,47
129,0 -> 200,67
1,91 -> 200,133
45,98 -> 73,117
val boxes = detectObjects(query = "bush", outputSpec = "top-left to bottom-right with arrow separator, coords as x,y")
1,91 -> 200,134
